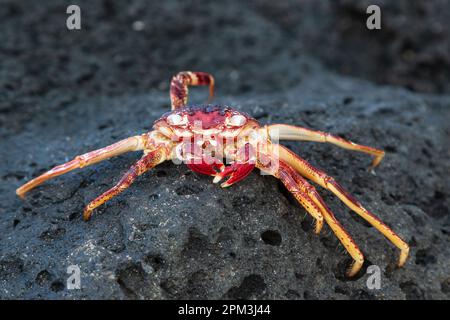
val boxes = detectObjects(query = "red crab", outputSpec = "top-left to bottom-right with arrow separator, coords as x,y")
16,71 -> 409,276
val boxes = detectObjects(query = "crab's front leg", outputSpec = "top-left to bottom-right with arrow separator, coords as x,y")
83,146 -> 168,221
16,135 -> 147,198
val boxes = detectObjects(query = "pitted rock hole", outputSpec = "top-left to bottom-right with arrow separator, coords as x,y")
261,230 -> 282,246
400,281 -> 426,299
226,274 -> 266,299
50,280 -> 64,292
142,254 -> 165,272
36,270 -> 52,286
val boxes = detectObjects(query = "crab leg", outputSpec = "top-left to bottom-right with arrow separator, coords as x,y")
170,71 -> 215,110
16,135 -> 147,198
272,162 -> 324,234
266,124 -> 385,169
276,144 -> 409,267
83,147 -> 167,221
258,159 -> 365,276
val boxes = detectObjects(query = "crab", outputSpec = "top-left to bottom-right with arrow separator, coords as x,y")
16,71 -> 409,276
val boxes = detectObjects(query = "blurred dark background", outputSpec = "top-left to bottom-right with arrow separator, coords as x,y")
1,0 -> 449,135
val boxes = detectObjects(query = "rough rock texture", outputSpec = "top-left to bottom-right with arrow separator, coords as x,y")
1,0 -> 449,299
254,0 -> 450,94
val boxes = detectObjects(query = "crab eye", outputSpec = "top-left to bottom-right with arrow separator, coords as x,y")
167,114 -> 184,126
228,114 -> 246,127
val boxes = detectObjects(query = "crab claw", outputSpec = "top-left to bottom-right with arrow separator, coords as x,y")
187,162 -> 224,176
213,162 -> 255,187
213,143 -> 256,187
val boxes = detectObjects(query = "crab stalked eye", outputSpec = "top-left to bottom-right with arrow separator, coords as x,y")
228,114 -> 246,127
167,114 -> 184,126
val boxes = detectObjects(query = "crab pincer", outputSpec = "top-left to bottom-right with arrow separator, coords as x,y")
212,143 -> 256,187
187,161 -> 224,176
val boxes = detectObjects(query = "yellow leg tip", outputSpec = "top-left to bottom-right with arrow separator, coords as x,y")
369,154 -> 385,170
314,221 -> 323,235
83,209 -> 92,221
398,248 -> 409,267
346,260 -> 364,277
16,191 -> 26,199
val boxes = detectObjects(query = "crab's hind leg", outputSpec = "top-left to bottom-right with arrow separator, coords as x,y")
270,162 -> 324,234
266,124 -> 385,169
83,147 -> 167,221
276,144 -> 409,267
170,71 -> 215,110
258,160 -> 364,276
16,135 -> 147,198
